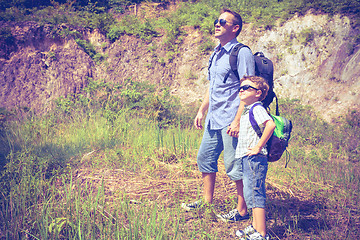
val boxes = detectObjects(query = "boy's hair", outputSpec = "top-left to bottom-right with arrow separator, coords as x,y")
240,76 -> 269,101
221,8 -> 242,36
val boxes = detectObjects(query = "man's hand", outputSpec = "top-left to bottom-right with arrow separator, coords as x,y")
194,112 -> 205,130
226,120 -> 239,137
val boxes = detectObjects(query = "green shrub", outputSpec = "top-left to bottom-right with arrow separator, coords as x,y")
0,27 -> 15,44
298,28 -> 315,46
198,36 -> 215,53
75,38 -> 105,64
54,78 -> 187,128
107,15 -> 158,42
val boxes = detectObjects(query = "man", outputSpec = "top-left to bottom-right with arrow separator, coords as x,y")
181,8 -> 255,222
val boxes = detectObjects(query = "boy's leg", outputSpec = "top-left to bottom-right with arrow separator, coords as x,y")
242,155 -> 268,237
252,207 -> 266,237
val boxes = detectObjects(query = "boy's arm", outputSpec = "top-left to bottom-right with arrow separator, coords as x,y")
247,119 -> 276,156
227,101 -> 245,137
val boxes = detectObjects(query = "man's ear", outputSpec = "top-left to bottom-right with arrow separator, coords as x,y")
232,25 -> 240,34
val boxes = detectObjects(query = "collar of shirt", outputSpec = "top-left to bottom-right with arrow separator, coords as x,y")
214,38 -> 239,54
243,101 -> 263,115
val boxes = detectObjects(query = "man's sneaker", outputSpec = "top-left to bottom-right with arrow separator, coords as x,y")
238,231 -> 269,240
235,225 -> 256,238
181,200 -> 203,211
216,209 -> 250,222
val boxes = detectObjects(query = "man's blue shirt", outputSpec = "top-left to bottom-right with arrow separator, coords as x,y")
206,38 -> 255,130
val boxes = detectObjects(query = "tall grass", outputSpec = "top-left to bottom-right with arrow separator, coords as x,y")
1,79 -> 359,239
0,110 -> 201,239
269,99 -> 360,198
0,79 -> 205,239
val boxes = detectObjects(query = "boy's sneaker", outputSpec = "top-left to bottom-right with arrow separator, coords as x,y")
238,231 -> 269,240
216,209 -> 250,222
235,225 -> 256,238
181,200 -> 203,211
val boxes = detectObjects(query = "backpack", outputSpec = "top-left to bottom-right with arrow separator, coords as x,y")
249,103 -> 293,167
208,43 -> 278,111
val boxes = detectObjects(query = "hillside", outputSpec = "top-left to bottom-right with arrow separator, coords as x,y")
1,3 -> 360,239
0,7 -> 360,122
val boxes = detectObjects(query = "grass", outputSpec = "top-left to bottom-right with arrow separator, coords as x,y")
1,0 -> 360,238
0,89 -> 360,239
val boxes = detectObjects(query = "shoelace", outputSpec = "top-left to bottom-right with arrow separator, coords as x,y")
222,209 -> 238,218
188,200 -> 202,207
239,225 -> 255,236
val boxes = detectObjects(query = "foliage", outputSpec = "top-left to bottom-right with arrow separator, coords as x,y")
0,27 -> 15,44
198,35 -> 215,53
298,28 -> 316,46
1,0 -> 360,60
55,78 -> 187,128
271,98 -> 360,171
1,0 -> 360,35
107,15 -> 158,42
174,2 -> 218,34
75,38 -> 105,63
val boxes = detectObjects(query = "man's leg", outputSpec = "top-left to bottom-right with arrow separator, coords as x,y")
181,126 -> 222,211
217,128 -> 249,222
203,172 -> 216,203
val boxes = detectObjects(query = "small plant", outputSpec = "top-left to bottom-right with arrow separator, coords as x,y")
198,36 -> 215,54
301,53 -> 306,61
266,40 -> 276,50
346,42 -> 355,55
298,28 -> 315,46
75,38 -> 105,64
185,70 -> 198,80
48,51 -> 56,60
107,15 -> 158,43
0,27 -> 15,45
280,69 -> 288,76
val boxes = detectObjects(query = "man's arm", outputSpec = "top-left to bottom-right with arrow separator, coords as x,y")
227,47 -> 255,137
227,100 -> 245,137
194,88 -> 210,130
247,119 -> 276,156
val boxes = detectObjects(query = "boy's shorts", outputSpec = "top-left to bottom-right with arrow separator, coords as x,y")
197,125 -> 242,181
241,154 -> 268,209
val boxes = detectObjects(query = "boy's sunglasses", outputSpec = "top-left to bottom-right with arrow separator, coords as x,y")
239,85 -> 260,91
214,19 -> 232,27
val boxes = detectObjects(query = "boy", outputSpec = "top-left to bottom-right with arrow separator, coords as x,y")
233,76 -> 276,240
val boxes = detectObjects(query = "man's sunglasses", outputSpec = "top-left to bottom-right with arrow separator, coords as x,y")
214,19 -> 233,27
239,85 -> 260,91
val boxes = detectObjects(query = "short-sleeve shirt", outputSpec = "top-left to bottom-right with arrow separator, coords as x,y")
206,38 -> 255,130
235,102 -> 272,158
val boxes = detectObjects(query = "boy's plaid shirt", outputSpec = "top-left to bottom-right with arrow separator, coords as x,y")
235,101 -> 272,158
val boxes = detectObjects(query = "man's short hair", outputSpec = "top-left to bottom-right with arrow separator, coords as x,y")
221,8 -> 243,36
240,76 -> 269,101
